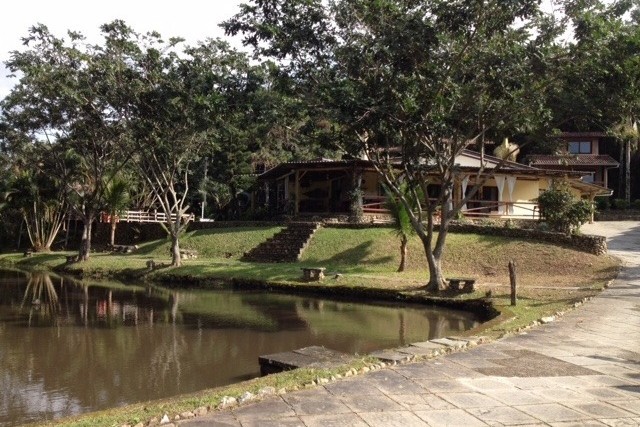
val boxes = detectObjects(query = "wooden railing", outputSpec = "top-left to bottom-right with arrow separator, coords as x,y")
362,197 -> 540,219
101,210 -> 195,224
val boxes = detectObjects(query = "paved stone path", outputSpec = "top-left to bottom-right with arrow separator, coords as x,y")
180,221 -> 640,426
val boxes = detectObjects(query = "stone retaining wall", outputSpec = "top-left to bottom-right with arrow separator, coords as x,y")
595,211 -> 640,221
447,221 -> 607,255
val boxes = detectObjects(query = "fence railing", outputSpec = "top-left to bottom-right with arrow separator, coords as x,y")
362,197 -> 540,219
100,210 -> 195,224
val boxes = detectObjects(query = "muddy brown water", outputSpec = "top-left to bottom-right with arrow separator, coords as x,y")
0,269 -> 479,426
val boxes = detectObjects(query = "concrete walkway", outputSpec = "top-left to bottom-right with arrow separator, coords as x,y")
180,221 -> 640,426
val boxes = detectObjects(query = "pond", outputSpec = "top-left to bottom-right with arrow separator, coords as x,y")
0,269 -> 480,426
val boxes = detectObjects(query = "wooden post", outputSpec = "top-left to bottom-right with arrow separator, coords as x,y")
509,260 -> 517,306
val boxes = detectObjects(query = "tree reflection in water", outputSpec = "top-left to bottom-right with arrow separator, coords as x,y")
0,269 -> 479,426
20,271 -> 60,327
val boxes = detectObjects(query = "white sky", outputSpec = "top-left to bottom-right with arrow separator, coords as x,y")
0,0 -> 246,98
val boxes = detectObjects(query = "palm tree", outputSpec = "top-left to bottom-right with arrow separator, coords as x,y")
612,117 -> 639,205
493,137 -> 520,162
103,177 -> 131,247
384,183 -> 418,272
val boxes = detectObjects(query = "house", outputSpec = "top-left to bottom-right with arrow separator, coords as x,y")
254,150 -> 611,221
526,132 -> 619,191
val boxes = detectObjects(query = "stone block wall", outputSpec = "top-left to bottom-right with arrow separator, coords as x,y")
447,222 -> 607,255
595,211 -> 640,221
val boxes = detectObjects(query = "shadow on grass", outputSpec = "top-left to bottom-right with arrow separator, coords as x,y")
16,252 -> 67,266
137,239 -> 170,255
308,241 -> 393,267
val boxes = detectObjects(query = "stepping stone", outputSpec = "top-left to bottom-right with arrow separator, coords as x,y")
369,349 -> 413,363
397,346 -> 442,357
411,341 -> 448,350
259,346 -> 353,375
430,337 -> 468,349
447,336 -> 488,346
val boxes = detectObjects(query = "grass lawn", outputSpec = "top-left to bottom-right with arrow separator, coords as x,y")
0,225 -> 620,427
0,226 -> 619,329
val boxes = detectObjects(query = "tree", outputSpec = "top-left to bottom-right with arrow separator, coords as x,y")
548,1 -> 640,198
384,183 -> 418,272
0,124 -> 72,251
127,37 -> 254,266
225,0 -> 560,290
2,23 -> 136,261
103,176 -> 131,246
8,169 -> 67,252
613,117 -> 640,204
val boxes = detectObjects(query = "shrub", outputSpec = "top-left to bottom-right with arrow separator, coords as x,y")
537,181 -> 593,234
633,199 -> 640,210
612,198 -> 630,210
595,198 -> 609,211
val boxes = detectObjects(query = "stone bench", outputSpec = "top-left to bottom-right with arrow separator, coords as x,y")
447,277 -> 476,293
301,267 -> 326,282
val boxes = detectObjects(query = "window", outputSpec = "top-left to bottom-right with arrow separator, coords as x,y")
568,141 -> 591,154
582,173 -> 595,184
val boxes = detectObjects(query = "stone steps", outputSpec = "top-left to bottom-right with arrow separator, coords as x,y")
242,222 -> 321,263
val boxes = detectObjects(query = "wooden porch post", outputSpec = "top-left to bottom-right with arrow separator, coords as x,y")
590,194 -> 596,224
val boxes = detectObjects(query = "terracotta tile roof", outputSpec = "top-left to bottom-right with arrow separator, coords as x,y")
526,154 -> 619,167
560,131 -> 608,138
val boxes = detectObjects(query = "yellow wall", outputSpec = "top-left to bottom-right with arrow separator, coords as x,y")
362,171 -> 381,197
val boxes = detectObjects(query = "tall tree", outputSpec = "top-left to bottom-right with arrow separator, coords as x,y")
225,0 -> 560,290
2,23 -> 136,260
550,1 -> 640,198
0,123 -> 72,251
613,117 -> 640,204
127,36 -> 253,266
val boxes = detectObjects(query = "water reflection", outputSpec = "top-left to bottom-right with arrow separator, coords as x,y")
0,269 -> 479,426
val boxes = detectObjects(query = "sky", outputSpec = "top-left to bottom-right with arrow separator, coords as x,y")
0,0 -> 246,98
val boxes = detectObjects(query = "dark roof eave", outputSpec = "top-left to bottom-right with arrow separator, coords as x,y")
457,166 -> 584,178
257,159 -> 373,180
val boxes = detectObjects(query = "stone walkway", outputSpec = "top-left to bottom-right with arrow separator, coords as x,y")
179,221 -> 640,426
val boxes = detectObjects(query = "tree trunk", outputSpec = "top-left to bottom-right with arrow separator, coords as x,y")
349,169 -> 363,222
626,140 -> 631,205
110,218 -> 117,246
619,143 -> 625,198
78,217 -> 93,262
416,218 -> 448,292
397,234 -> 408,272
425,246 -> 447,291
170,229 -> 181,267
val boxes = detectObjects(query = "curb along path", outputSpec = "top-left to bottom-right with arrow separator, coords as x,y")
178,221 -> 640,426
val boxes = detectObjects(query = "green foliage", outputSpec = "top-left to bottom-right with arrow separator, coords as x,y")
595,198 -> 609,211
537,181 -> 592,234
633,199 -> 640,210
612,198 -> 630,209
384,186 -> 414,238
224,0 -> 563,290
